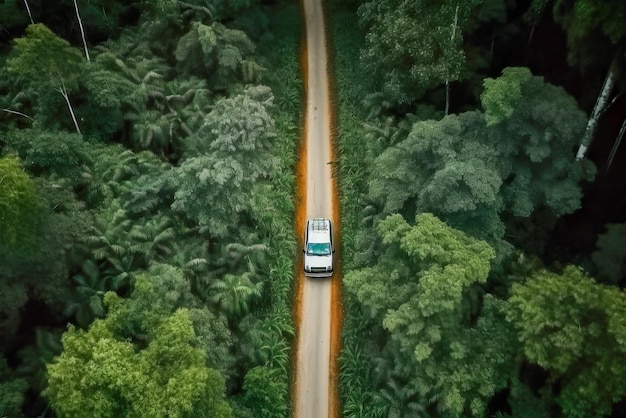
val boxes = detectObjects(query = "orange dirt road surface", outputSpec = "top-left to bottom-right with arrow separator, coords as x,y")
293,0 -> 341,417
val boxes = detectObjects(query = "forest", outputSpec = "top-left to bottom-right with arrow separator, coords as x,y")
331,0 -> 626,417
1,0 -> 626,417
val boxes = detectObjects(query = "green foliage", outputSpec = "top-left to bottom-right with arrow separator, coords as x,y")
7,24 -> 85,131
483,67 -> 594,217
64,259 -> 108,328
0,155 -> 42,258
4,128 -> 92,183
506,377 -> 552,418
1,3 -> 298,417
173,86 -> 279,237
242,366 -> 288,418
1,175 -> 87,341
345,213 -> 515,416
370,111 -> 504,241
7,24 -> 83,86
175,21 -> 260,88
209,273 -> 264,319
85,145 -> 174,212
507,266 -> 626,417
553,0 -> 626,45
46,301 -> 232,417
86,209 -> 176,290
80,62 -> 135,140
358,0 -> 480,108
591,223 -> 626,284
368,67 -> 592,250
481,67 -> 529,126
0,356 -> 28,418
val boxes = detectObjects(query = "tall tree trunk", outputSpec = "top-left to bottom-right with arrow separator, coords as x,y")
576,56 -> 620,160
57,81 -> 81,135
73,0 -> 90,62
22,0 -> 33,24
606,118 -> 626,172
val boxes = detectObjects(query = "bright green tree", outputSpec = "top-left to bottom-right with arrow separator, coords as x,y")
0,155 -> 42,259
506,266 -> 626,417
241,366 -> 288,418
7,24 -> 85,134
46,291 -> 232,417
344,213 -> 516,416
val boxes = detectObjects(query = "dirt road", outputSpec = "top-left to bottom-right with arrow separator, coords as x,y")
294,0 -> 337,417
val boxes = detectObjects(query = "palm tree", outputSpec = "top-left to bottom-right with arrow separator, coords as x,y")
127,217 -> 176,263
87,211 -> 176,290
379,378 -> 424,418
249,309 -> 294,373
64,259 -> 109,328
208,273 -> 263,318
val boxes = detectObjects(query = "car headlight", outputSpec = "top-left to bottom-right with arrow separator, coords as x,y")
327,266 -> 332,271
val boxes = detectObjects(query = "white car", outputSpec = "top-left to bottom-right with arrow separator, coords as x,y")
303,218 -> 335,278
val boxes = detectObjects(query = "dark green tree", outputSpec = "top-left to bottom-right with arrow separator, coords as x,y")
482,67 -> 594,217
591,223 -> 626,285
368,111 -> 503,241
175,21 -> 261,89
3,128 -> 93,185
0,356 -> 28,418
358,0 -> 480,109
528,0 -> 626,159
368,67 -> 593,250
506,266 -> 626,417
7,24 -> 85,134
172,86 -> 279,237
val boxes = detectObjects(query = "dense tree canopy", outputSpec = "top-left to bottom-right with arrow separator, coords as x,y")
172,85 -> 279,237
46,265 -> 233,418
7,23 -> 85,133
332,0 -> 625,416
345,213 -> 516,416
2,0 -> 626,416
507,266 -> 626,417
358,0 -> 480,108
0,1 -> 299,416
0,154 -> 42,258
368,67 -> 593,247
47,308 -> 231,418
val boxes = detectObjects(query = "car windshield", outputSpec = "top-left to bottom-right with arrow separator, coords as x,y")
306,243 -> 331,256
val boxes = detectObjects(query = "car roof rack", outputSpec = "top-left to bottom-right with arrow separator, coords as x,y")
310,218 -> 329,231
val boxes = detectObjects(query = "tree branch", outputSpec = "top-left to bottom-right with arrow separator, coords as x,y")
1,108 -> 33,120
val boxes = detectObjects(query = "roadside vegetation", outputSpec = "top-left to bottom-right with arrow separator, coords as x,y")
0,1 -> 302,417
329,0 -> 626,417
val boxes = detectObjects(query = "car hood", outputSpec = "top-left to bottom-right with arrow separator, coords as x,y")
304,254 -> 332,268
